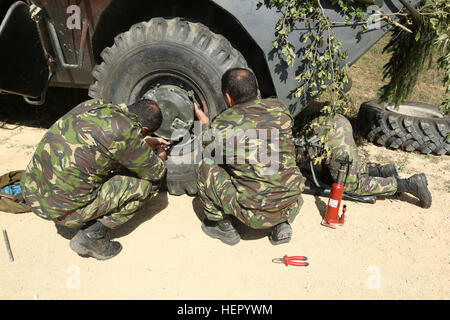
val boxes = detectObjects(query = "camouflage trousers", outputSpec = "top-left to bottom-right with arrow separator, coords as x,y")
196,160 -> 302,229
299,115 -> 398,196
55,175 -> 156,229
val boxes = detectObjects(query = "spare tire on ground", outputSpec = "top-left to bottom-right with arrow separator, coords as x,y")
356,100 -> 450,156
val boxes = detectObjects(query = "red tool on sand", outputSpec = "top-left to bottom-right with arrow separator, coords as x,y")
321,161 -> 348,229
272,255 -> 308,267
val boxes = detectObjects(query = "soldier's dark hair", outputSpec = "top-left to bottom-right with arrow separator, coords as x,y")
221,68 -> 258,105
127,99 -> 163,132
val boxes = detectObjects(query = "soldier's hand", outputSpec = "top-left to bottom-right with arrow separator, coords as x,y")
156,145 -> 168,160
145,136 -> 170,151
194,102 -> 209,125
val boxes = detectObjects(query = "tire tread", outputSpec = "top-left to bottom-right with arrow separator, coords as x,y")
357,100 -> 450,156
88,17 -> 250,195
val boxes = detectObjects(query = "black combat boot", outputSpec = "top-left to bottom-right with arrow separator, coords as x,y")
269,221 -> 292,245
368,163 -> 399,178
201,217 -> 240,246
69,221 -> 122,260
396,174 -> 432,209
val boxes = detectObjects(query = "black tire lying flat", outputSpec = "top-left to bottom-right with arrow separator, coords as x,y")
357,100 -> 450,156
88,18 -> 250,195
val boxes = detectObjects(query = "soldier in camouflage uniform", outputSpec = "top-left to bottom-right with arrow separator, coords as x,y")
194,68 -> 305,246
21,99 -> 169,260
296,114 -> 432,208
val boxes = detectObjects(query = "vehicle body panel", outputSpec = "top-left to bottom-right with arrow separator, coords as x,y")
0,1 -> 48,98
213,0 -> 408,115
2,0 -> 419,115
29,0 -> 107,88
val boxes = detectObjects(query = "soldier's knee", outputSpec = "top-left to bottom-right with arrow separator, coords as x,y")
138,180 -> 157,200
197,160 -> 219,182
105,175 -> 154,201
335,114 -> 351,127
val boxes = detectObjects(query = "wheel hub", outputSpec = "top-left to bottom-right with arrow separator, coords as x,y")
143,85 -> 194,141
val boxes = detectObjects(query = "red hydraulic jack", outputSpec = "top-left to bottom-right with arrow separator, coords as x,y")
321,162 -> 348,229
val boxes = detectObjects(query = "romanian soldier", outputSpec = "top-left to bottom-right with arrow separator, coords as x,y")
194,68 -> 305,246
296,114 -> 432,208
21,99 -> 169,260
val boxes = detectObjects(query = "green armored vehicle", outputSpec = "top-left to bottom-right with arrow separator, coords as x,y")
3,0 -> 444,195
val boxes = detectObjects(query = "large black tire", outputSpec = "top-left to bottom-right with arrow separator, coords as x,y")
357,100 -> 450,156
88,18 -> 250,195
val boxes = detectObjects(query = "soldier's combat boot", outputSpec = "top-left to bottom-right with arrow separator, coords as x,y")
396,174 -> 432,209
369,163 -> 399,178
69,221 -> 122,260
201,217 -> 240,246
269,221 -> 292,245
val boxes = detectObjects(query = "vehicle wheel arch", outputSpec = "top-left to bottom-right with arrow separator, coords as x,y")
91,0 -> 276,98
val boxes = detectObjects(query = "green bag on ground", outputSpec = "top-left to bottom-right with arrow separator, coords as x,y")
0,170 -> 31,214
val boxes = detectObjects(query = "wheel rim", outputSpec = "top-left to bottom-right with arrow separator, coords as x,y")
386,104 -> 444,119
128,69 -> 209,144
143,85 -> 194,140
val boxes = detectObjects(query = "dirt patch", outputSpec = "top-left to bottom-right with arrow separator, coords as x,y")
0,39 -> 448,298
0,122 -> 448,299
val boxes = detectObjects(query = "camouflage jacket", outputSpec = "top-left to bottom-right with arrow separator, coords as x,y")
21,99 -> 166,220
295,114 -> 344,165
207,98 -> 304,213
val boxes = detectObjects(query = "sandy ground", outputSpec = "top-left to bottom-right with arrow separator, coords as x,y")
0,123 -> 449,300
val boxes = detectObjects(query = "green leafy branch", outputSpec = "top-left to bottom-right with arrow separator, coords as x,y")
269,0 -> 364,111
379,0 -> 449,115
263,0 -> 372,162
264,0 -> 449,157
